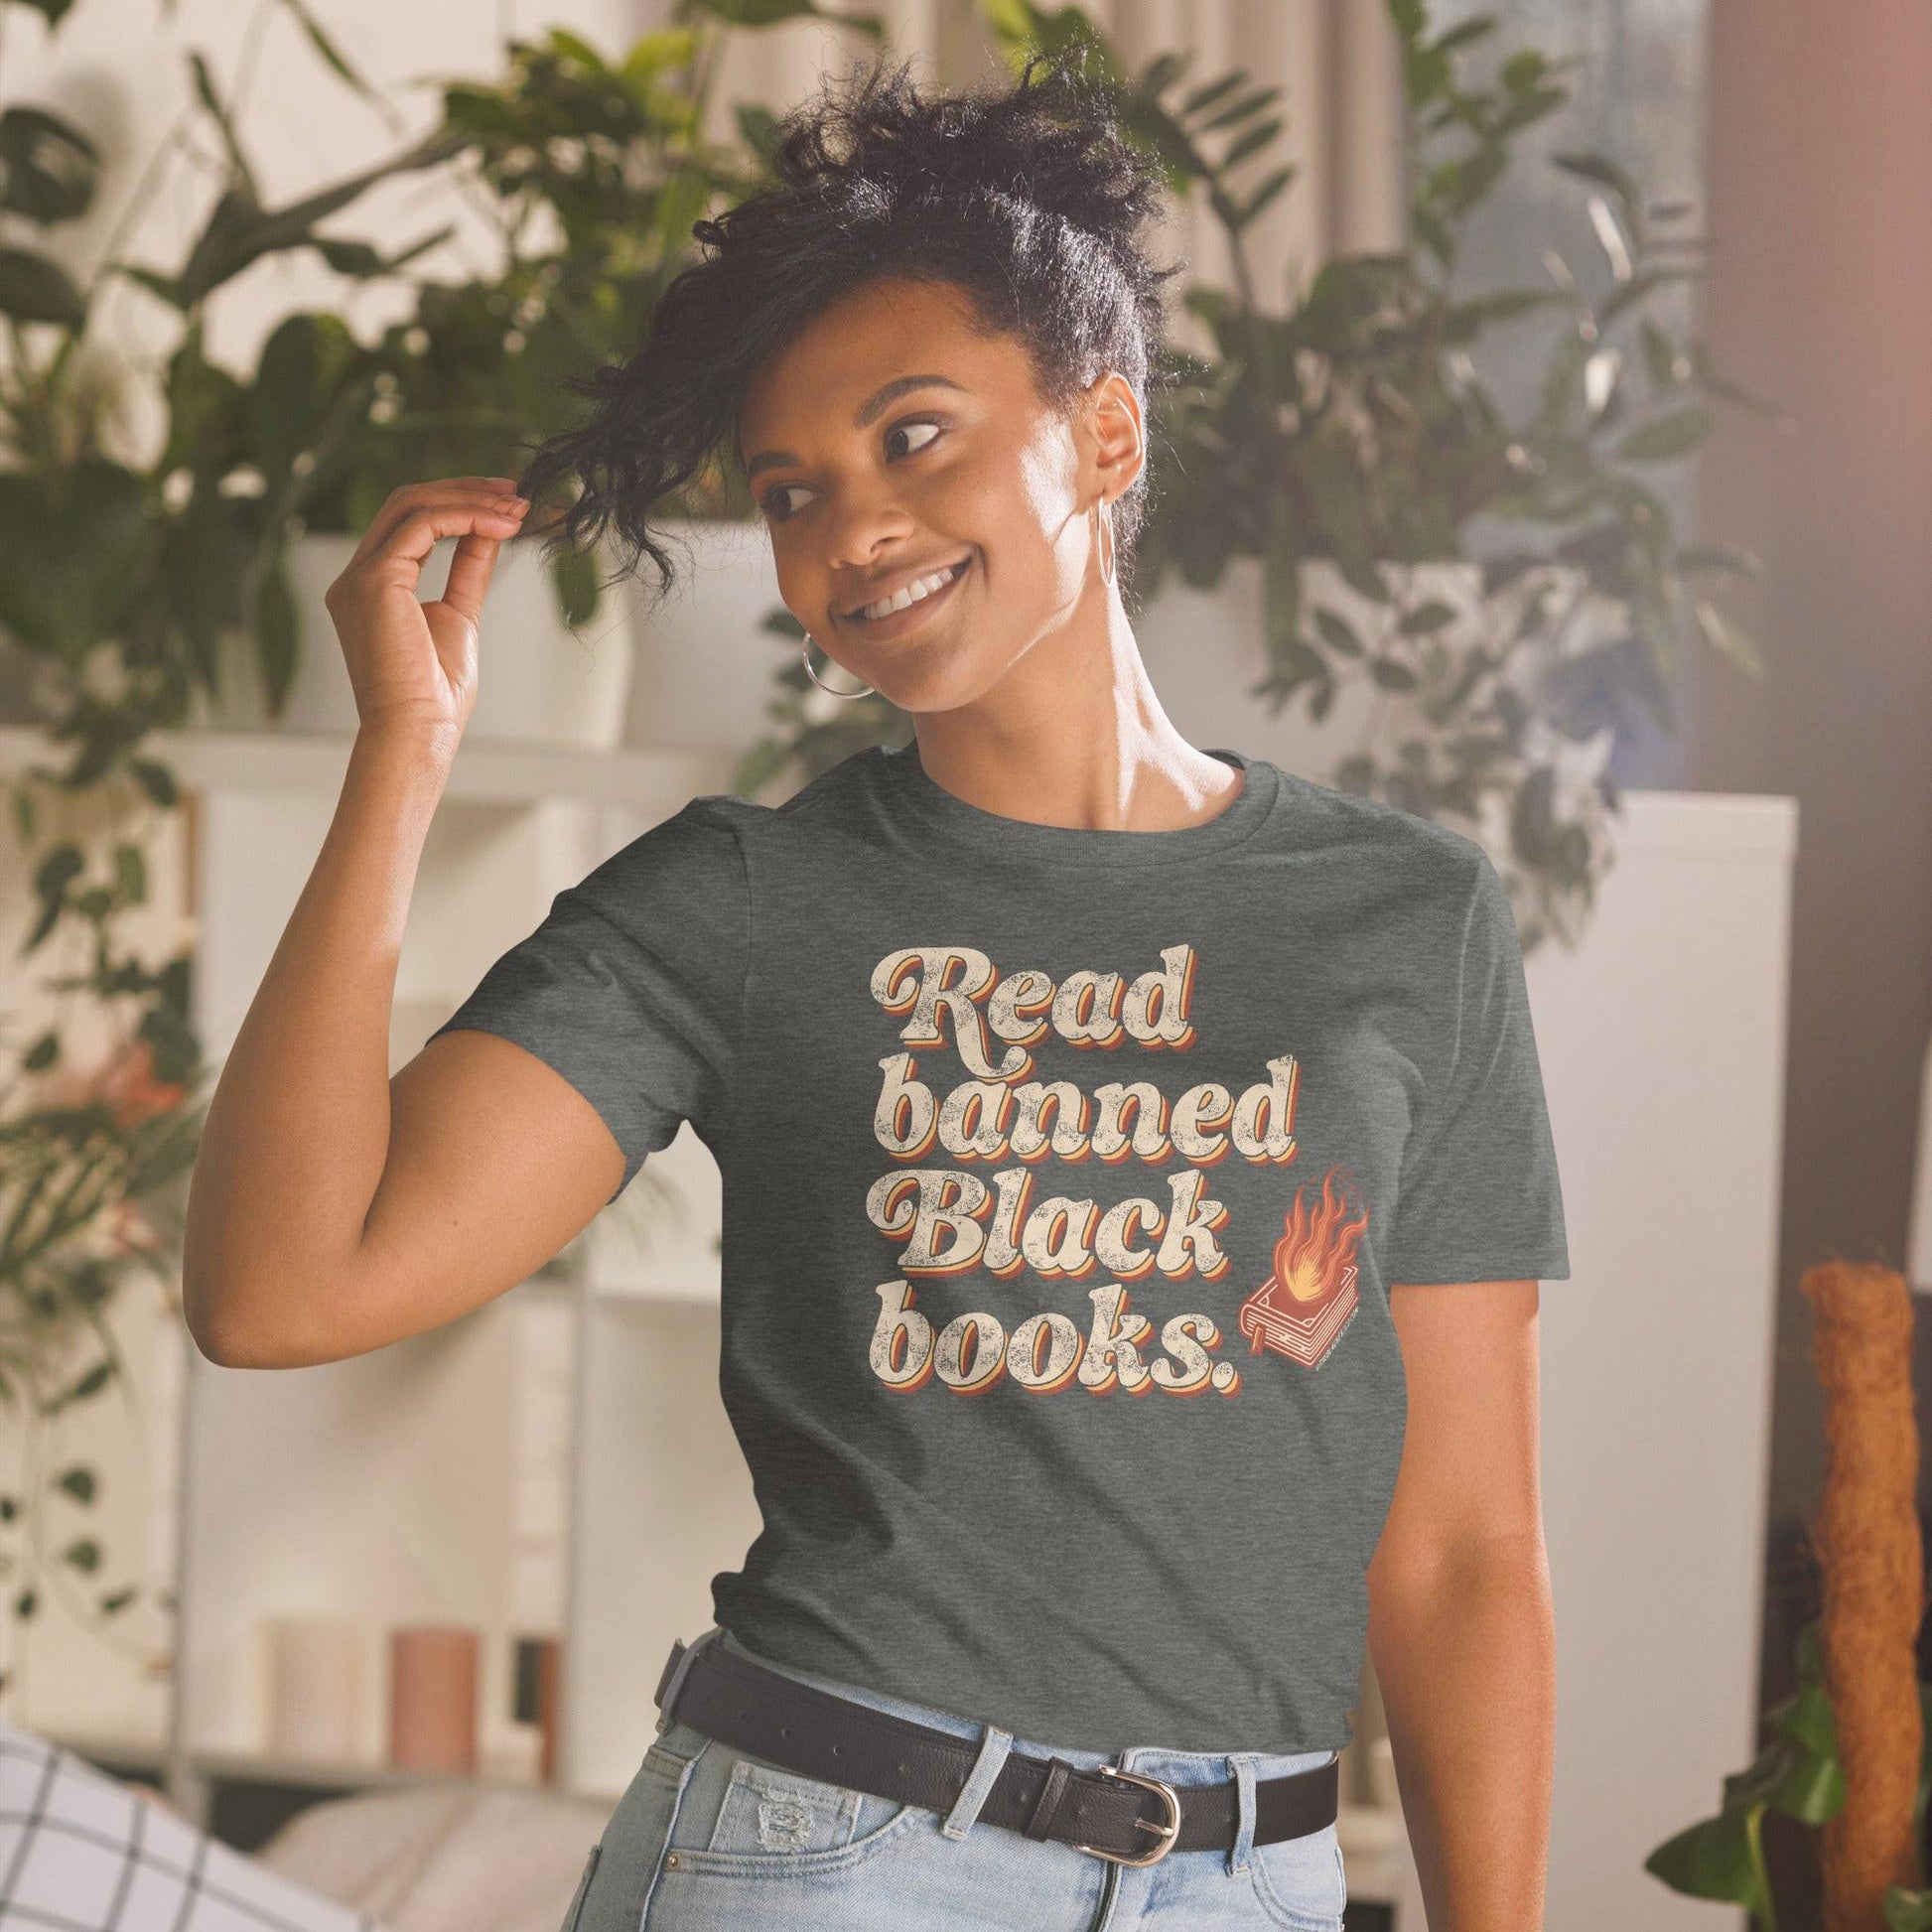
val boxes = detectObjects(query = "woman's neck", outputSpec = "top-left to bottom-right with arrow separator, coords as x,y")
904,603 -> 1244,836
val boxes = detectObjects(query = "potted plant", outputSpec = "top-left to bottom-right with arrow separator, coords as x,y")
1647,1616 -> 1932,1930
0,0 -> 882,1710
0,0 -> 695,1711
0,0 -> 464,1705
227,14 -> 809,747
1127,0 -> 1779,951
1649,1258 -> 1929,1928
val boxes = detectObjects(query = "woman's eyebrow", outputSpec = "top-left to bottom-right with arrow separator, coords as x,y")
743,373 -> 969,481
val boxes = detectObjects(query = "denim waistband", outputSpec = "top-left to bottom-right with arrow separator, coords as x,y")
702,1625 -> 1338,1787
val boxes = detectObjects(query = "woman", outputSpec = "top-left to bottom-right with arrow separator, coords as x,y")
182,49 -> 1569,1932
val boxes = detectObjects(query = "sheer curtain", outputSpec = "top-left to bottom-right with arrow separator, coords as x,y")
676,0 -> 1403,341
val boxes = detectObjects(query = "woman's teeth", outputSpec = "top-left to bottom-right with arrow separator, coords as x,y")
857,558 -> 965,621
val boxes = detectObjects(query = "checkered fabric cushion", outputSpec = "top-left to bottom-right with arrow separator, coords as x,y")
0,1718 -> 383,1931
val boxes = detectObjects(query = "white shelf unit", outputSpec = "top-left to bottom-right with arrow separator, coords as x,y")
171,728 -> 774,1818
0,725 -> 768,1826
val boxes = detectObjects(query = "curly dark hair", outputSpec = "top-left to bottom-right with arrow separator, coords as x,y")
514,44 -> 1182,617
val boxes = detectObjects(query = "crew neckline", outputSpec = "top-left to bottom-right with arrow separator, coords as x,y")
870,739 -> 1281,870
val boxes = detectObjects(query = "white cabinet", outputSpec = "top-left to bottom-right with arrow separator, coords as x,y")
1526,791 -> 1797,1932
173,734 -> 756,1810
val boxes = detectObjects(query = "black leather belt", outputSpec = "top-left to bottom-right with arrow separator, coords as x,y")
651,1633 -> 1339,1867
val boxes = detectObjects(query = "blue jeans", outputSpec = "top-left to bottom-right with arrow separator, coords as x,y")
564,1625 -> 1349,1931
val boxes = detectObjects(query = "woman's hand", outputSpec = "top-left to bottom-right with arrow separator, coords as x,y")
322,475 -> 531,748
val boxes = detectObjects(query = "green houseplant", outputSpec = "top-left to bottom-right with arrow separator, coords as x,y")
154,9 -> 846,736
0,0 -> 450,1700
737,0 -> 1781,954
268,9 -> 832,667
1646,1616 -> 1932,1931
1128,0 -> 1778,951
0,0 -> 473,1702
0,0 -> 878,1704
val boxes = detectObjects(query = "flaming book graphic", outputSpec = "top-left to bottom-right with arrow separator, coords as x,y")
1237,1167 -> 1370,1370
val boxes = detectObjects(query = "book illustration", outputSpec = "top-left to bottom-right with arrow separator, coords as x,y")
1237,1166 -> 1370,1371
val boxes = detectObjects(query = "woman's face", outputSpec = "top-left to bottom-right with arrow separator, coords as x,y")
735,274 -> 1140,714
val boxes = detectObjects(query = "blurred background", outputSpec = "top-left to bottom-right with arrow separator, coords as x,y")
0,2 -> 1927,1928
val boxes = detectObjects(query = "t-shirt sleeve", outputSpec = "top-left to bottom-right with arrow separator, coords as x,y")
1383,850 -> 1572,1285
424,796 -> 748,1205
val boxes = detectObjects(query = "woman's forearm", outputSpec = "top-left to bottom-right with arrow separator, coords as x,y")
1368,1530 -> 1558,1928
180,721 -> 457,1365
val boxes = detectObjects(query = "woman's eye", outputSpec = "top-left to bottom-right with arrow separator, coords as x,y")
761,420 -> 943,519
886,419 -> 943,460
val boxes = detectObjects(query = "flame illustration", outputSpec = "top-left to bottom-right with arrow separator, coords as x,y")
1238,1167 -> 1369,1370
1271,1168 -> 1369,1307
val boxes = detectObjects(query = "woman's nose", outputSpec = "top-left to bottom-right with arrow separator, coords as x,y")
819,481 -> 918,570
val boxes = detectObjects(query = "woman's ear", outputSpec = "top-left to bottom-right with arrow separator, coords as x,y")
1082,367 -> 1146,506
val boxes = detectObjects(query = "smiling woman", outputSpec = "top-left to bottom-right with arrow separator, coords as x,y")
450,49 -> 1564,1932
180,37 -> 1570,1932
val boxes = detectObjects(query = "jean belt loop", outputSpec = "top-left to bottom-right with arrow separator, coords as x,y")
1226,1751 -> 1260,1875
654,1624 -> 722,1735
940,1722 -> 1015,1841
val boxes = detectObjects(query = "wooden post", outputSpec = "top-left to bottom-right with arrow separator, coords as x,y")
1800,1259 -> 1925,1927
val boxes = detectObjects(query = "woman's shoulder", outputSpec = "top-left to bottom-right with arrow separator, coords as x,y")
672,742 -> 900,850
1260,758 -> 1496,891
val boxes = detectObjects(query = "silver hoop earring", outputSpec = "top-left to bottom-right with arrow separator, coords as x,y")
1095,500 -> 1118,590
801,631 -> 875,700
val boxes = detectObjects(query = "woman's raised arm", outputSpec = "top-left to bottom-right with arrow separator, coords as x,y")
179,478 -> 626,1369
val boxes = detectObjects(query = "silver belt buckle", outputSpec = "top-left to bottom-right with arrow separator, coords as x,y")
1073,1763 -> 1183,1866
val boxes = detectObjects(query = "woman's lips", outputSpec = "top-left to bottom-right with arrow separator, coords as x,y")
841,553 -> 973,643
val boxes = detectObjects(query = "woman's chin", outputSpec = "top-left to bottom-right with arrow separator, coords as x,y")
876,646 -> 1025,718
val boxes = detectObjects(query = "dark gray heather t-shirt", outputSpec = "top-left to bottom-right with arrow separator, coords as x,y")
429,740 -> 1571,1755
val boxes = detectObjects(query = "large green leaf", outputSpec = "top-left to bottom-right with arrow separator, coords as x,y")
1227,165 -> 1295,232
1552,148 -> 1644,246
1644,1809 -> 1771,1913
1433,17 -> 1499,55
157,495 -> 257,690
0,105 -> 99,224
249,312 -> 360,488
279,0 -> 381,105
1886,1888 -> 1932,1932
1312,608 -> 1365,657
253,547 -> 302,719
621,27 -> 702,87
186,50 -> 260,203
160,322 -> 248,477
135,128 -> 464,310
687,0 -> 884,31
1693,599 -> 1766,677
310,223 -> 453,283
549,544 -> 603,629
0,245 -> 85,328
1616,406 -> 1714,464
0,463 -> 148,653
